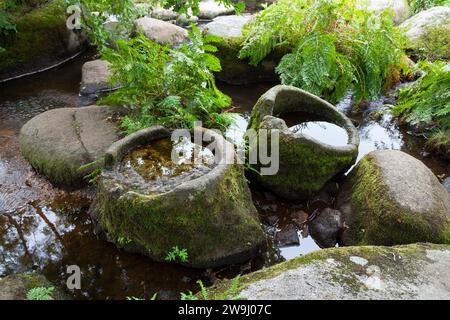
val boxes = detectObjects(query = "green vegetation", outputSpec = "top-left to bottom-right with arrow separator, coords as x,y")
408,0 -> 450,14
410,20 -> 450,61
393,61 -> 449,155
101,26 -> 232,133
165,246 -> 189,263
26,286 -> 55,300
65,0 -> 243,50
180,276 -> 241,300
239,0 -> 407,103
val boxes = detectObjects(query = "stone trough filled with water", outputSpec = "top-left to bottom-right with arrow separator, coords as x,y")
92,126 -> 266,268
247,85 -> 360,200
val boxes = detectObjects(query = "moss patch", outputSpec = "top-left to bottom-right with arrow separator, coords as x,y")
0,0 -> 76,75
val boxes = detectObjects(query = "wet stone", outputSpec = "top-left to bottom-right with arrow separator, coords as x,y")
275,224 -> 300,247
308,208 -> 343,248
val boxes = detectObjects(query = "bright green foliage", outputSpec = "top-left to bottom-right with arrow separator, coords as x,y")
101,26 -> 232,133
239,0 -> 406,103
63,0 -> 242,51
26,286 -> 55,300
180,276 -> 241,300
165,246 -> 189,263
411,19 -> 450,61
393,61 -> 450,128
408,0 -> 450,14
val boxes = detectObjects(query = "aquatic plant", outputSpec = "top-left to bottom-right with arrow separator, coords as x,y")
101,26 -> 232,133
239,0 -> 407,103
26,286 -> 55,300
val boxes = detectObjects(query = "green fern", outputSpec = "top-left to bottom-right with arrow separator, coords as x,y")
239,0 -> 406,103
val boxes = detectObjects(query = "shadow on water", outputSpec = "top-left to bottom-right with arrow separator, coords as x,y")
0,59 -> 448,299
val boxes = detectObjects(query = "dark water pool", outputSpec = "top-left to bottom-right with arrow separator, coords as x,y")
0,56 -> 448,300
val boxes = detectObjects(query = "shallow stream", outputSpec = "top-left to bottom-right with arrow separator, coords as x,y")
0,54 -> 448,299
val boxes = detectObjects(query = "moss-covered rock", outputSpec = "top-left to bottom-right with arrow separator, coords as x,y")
337,150 -> 450,246
207,243 -> 450,300
400,6 -> 450,49
93,126 -> 266,268
247,85 -> 359,200
202,15 -> 284,85
19,105 -> 121,186
0,0 -> 86,80
0,273 -> 68,300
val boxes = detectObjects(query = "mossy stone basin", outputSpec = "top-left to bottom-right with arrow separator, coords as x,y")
94,126 -> 266,268
247,85 -> 360,200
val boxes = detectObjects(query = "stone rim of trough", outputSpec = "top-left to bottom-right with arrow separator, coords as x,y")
249,84 -> 360,155
103,125 -> 237,195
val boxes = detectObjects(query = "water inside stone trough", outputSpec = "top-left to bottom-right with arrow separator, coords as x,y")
121,137 -> 215,186
289,121 -> 349,147
0,55 -> 448,299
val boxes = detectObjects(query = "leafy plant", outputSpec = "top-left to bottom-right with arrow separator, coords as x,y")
101,26 -> 232,133
393,61 -> 450,128
26,286 -> 55,300
239,0 -> 407,103
179,276 -> 241,300
393,60 -> 449,156
165,246 -> 189,263
407,0 -> 450,14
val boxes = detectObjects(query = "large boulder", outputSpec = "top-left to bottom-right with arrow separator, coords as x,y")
202,15 -> 282,84
0,0 -> 86,81
93,126 -> 266,268
134,17 -> 188,46
19,106 -> 121,186
247,85 -> 359,200
400,6 -> 450,42
207,243 -> 450,300
80,60 -> 114,95
337,150 -> 450,246
0,273 -> 67,300
366,0 -> 411,24
198,0 -> 235,19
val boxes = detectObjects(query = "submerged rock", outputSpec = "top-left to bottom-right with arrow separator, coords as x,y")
0,273 -> 67,300
337,150 -> 450,246
19,105 -> 121,186
275,224 -> 300,247
202,15 -> 282,85
247,85 -> 359,200
400,6 -> 450,42
93,126 -> 266,268
134,17 -> 188,46
80,60 -> 114,95
207,243 -> 450,300
308,208 -> 343,248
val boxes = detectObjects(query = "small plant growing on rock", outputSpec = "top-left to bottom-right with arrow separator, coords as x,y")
165,246 -> 189,263
26,286 -> 55,300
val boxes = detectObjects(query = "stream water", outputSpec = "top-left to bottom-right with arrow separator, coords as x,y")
0,54 -> 448,299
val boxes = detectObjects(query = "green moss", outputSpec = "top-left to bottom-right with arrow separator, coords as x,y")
0,0 -> 69,71
347,155 -> 450,245
97,164 -> 265,268
207,243 -> 450,299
